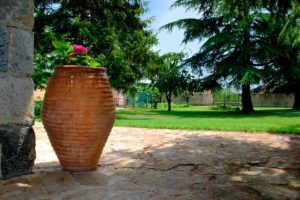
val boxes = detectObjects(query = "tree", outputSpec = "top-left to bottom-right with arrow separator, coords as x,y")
150,52 -> 195,111
275,1 -> 300,110
33,0 -> 157,90
213,88 -> 240,107
163,0 -> 291,112
254,0 -> 300,110
182,90 -> 191,106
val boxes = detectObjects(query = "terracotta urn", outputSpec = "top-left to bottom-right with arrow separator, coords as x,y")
41,65 -> 115,172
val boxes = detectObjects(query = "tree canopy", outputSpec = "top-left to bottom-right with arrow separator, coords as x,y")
272,0 -> 300,109
33,0 -> 157,91
163,0 -> 299,112
148,52 -> 197,111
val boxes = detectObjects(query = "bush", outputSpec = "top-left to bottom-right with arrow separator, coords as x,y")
35,100 -> 43,121
213,88 -> 240,107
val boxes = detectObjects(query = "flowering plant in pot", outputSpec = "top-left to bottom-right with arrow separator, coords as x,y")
42,41 -> 115,172
50,40 -> 104,67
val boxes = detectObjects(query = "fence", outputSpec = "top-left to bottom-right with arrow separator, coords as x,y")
125,92 -> 157,108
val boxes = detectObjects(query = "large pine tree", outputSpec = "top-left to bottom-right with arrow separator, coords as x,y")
163,0 -> 293,112
275,1 -> 300,110
254,0 -> 300,110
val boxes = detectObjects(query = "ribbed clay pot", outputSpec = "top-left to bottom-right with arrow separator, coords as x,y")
41,65 -> 115,172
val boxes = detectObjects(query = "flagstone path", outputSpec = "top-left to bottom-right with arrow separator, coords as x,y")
0,123 -> 299,200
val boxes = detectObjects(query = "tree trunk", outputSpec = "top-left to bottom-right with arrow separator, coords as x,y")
166,93 -> 172,111
167,100 -> 171,111
186,97 -> 189,106
241,84 -> 254,113
240,8 -> 254,113
292,87 -> 300,110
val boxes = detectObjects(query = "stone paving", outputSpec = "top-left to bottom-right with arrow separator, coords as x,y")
0,122 -> 300,200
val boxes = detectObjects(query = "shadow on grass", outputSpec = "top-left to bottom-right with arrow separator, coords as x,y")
154,108 -> 299,118
117,108 -> 300,120
116,107 -> 300,134
282,124 -> 300,134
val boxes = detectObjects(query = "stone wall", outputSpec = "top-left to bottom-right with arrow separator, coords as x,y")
161,92 -> 294,107
252,93 -> 294,107
0,0 -> 35,179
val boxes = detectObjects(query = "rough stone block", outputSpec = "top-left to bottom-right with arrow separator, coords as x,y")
0,26 -> 8,72
8,27 -> 34,75
0,0 -> 34,30
0,76 -> 34,126
0,126 -> 35,180
0,144 -> 2,178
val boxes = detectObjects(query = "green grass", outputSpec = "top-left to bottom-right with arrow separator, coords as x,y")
115,104 -> 300,134
35,100 -> 42,122
35,102 -> 300,134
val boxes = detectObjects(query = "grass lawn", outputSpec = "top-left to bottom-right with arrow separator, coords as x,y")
115,105 -> 300,134
35,101 -> 300,134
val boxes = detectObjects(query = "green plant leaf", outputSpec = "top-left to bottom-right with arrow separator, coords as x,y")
90,61 -> 100,67
52,41 -> 70,50
66,46 -> 73,53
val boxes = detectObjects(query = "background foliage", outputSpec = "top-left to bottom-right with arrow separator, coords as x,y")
34,0 -> 157,91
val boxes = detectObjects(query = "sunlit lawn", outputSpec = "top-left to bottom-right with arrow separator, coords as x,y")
115,105 -> 300,134
35,101 -> 300,134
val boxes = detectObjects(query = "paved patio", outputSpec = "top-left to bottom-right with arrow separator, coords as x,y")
0,122 -> 300,200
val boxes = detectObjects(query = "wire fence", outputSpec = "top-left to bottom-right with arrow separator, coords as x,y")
115,92 -> 159,108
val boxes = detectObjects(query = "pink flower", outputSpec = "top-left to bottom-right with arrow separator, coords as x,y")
72,44 -> 88,55
68,56 -> 73,61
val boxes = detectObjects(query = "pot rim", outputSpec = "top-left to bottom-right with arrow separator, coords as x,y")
55,65 -> 106,72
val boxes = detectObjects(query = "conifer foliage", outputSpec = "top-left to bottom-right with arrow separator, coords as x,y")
163,0 -> 300,112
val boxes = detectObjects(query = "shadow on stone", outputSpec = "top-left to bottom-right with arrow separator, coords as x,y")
0,126 -> 35,180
